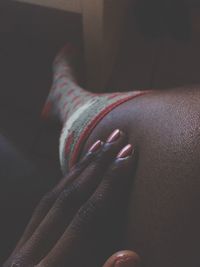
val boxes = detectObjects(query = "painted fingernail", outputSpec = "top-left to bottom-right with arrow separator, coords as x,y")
107,129 -> 121,143
88,140 -> 103,153
117,144 -> 133,159
115,257 -> 139,267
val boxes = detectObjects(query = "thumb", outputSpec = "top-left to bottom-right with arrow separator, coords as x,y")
102,250 -> 141,267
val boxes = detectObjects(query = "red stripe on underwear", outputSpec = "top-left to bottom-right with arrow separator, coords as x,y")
65,132 -> 74,155
69,91 -> 152,169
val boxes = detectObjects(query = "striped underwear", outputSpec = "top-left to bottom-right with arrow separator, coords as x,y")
42,45 -> 149,174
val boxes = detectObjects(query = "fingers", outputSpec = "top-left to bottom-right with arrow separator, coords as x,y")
5,147 -> 101,266
17,128 -> 126,251
103,251 -> 141,267
12,150 -> 96,253
37,143 -> 136,267
54,128 -> 126,196
9,129 -> 130,267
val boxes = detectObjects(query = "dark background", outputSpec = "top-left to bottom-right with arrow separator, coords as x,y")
0,0 -> 200,263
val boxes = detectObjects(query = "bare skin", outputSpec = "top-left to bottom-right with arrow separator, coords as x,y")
81,87 -> 200,267
4,131 -> 140,267
4,86 -> 200,267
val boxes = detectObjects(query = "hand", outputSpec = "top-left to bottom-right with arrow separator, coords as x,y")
4,130 -> 139,267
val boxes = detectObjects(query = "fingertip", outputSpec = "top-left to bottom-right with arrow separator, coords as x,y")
71,140 -> 104,170
116,144 -> 134,159
88,140 -> 104,153
114,145 -> 136,169
102,129 -> 127,152
114,251 -> 141,267
103,251 -> 141,267
106,129 -> 124,143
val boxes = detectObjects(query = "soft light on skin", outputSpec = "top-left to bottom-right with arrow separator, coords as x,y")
103,251 -> 140,267
81,89 -> 200,267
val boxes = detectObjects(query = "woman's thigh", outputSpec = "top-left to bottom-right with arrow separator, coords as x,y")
81,88 -> 200,267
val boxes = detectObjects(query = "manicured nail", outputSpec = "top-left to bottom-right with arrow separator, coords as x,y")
117,144 -> 133,159
107,129 -> 121,143
114,257 -> 139,267
88,140 -> 103,153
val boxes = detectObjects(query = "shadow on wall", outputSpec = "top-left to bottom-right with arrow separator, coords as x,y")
134,0 -> 191,40
0,0 -> 83,114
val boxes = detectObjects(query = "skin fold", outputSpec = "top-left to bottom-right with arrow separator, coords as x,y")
81,87 -> 200,267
